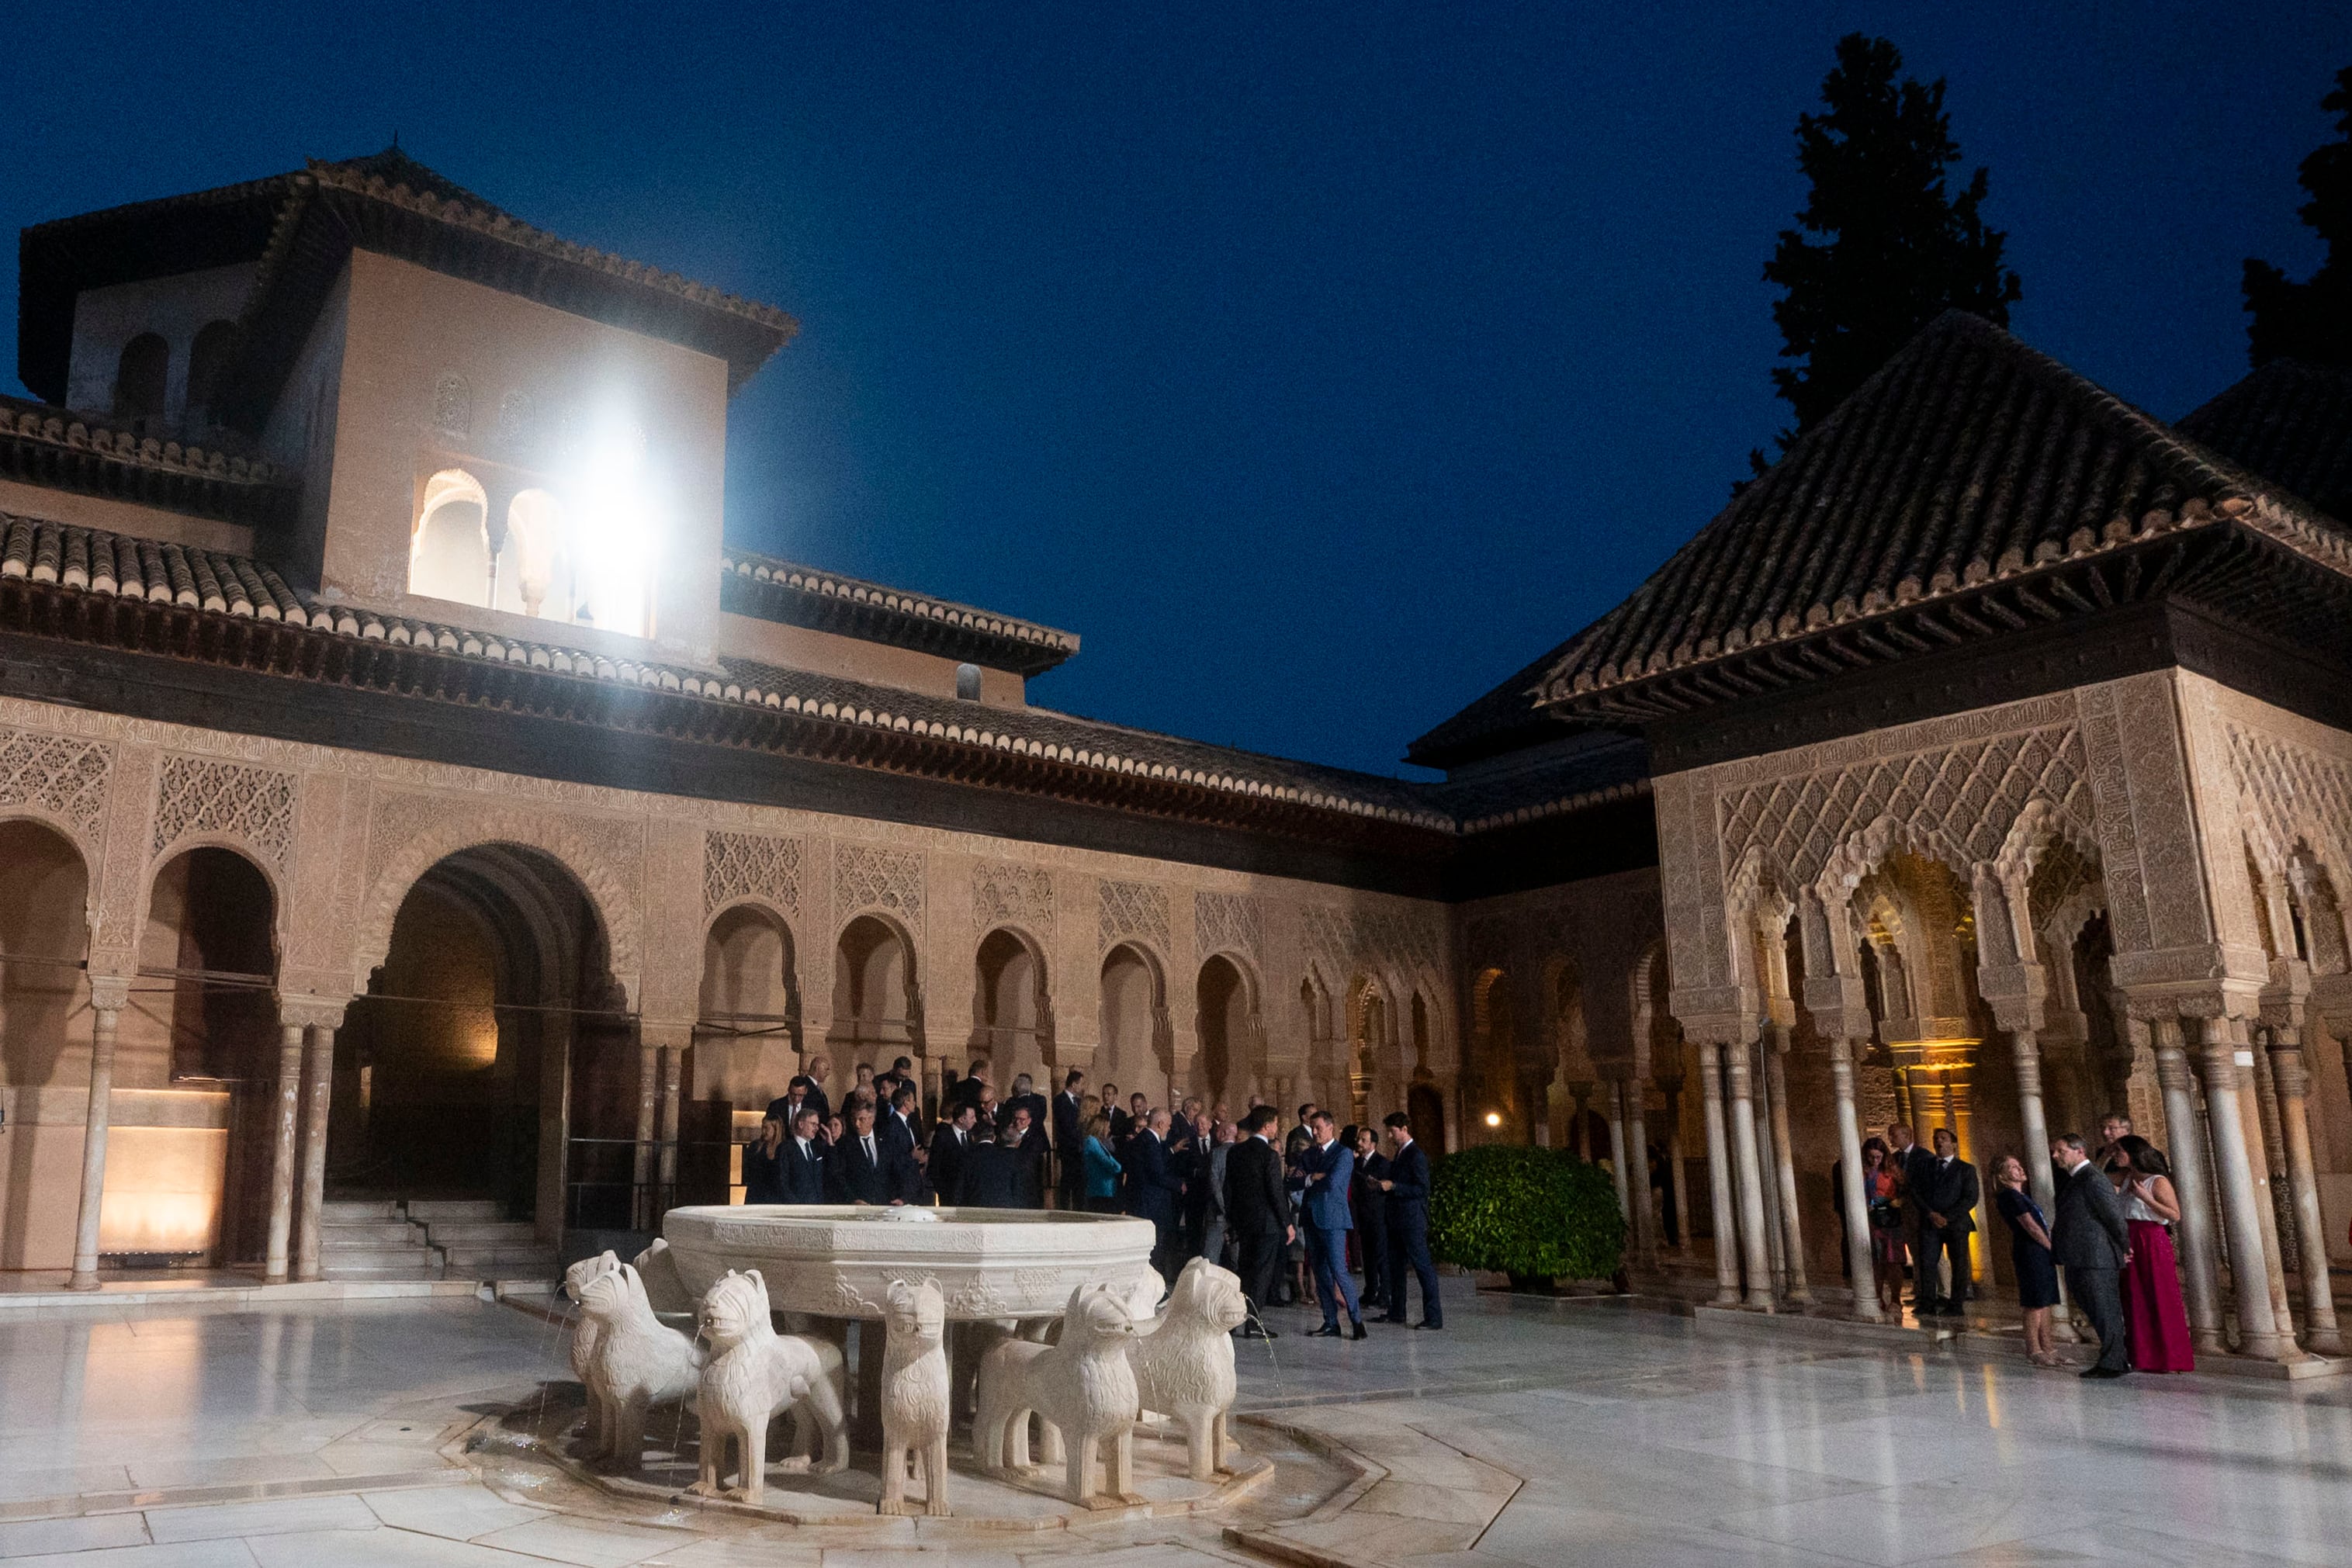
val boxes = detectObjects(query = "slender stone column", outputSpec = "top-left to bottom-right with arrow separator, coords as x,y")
1829,1037 -> 1880,1321
1660,1078 -> 1693,1258
1725,1037 -> 1775,1310
1696,1043 -> 1740,1305
1624,1078 -> 1653,1262
264,1021 -> 306,1285
1764,1037 -> 1809,1303
1606,1081 -> 1631,1224
67,981 -> 129,1291
2153,1020 -> 2225,1352
2226,1021 -> 2298,1347
2008,1029 -> 2059,1231
2266,1024 -> 2342,1353
293,1023 -> 336,1282
632,1040 -> 660,1228
2196,1017 -> 2288,1359
656,1044 -> 684,1208
1750,1040 -> 1786,1293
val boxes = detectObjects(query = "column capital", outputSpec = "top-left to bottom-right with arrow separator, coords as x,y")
1976,959 -> 2049,1035
275,994 -> 349,1032
639,1018 -> 695,1051
88,974 -> 131,1011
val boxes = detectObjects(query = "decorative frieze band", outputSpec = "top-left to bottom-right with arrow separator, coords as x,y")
152,753 -> 297,868
705,829 -> 803,919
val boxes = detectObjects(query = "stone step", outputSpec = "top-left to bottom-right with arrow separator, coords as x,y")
319,1199 -> 406,1221
440,1244 -> 556,1272
414,1220 -> 540,1246
320,1246 -> 446,1275
403,1200 -> 507,1223
318,1221 -> 422,1245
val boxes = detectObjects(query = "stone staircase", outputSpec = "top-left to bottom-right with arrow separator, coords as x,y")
317,1198 -> 556,1283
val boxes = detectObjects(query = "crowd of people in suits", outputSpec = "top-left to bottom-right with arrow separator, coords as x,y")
1841,1111 -> 2195,1378
738,1054 -> 1443,1339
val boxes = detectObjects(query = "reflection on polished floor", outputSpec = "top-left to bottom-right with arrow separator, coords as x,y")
1,1282 -> 2348,1565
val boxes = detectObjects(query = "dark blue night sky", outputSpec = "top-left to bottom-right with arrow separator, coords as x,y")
4,4 -> 2343,776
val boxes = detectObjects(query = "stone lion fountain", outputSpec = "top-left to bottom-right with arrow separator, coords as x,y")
544,1204 -> 1262,1525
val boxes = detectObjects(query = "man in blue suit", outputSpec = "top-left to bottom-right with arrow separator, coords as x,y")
1377,1110 -> 1442,1328
1124,1108 -> 1186,1283
1301,1109 -> 1365,1339
779,1105 -> 828,1203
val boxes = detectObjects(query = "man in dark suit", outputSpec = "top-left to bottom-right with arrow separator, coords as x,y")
1003,1104 -> 1048,1208
1010,1074 -> 1050,1144
929,1102 -> 978,1205
1124,1108 -> 1186,1282
1300,1110 -> 1364,1338
2051,1132 -> 2134,1377
1224,1106 -> 1290,1334
947,1059 -> 991,1116
779,1105 -> 828,1203
1887,1121 -> 1940,1313
880,1084 -> 922,1161
1052,1070 -> 1086,1208
764,1075 -> 816,1132
826,1102 -> 916,1206
1917,1127 -> 1980,1316
1103,1082 -> 1129,1145
955,1121 -> 1023,1208
1378,1111 -> 1442,1328
1350,1124 -> 1389,1312
801,1055 -> 834,1125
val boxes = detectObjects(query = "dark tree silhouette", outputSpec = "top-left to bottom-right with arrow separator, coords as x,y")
1757,34 -> 2021,462
2243,66 -> 2352,368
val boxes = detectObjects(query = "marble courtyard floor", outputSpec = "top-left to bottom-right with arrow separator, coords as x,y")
0,1282 -> 2347,1566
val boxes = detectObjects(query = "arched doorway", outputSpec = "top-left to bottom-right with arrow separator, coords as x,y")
336,844 -> 628,1234
1195,955 -> 1251,1110
137,846 -> 278,1264
1100,944 -> 1168,1105
698,904 -> 800,1108
1407,1082 -> 1449,1158
1468,967 -> 1517,1142
973,928 -> 1051,1087
831,914 -> 920,1067
0,822 -> 91,1269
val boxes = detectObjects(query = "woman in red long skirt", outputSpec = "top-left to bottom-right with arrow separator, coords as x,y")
2114,1135 -> 2194,1372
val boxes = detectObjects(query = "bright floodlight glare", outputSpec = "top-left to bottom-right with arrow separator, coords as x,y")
566,405 -> 656,639
1484,1111 -> 1502,1127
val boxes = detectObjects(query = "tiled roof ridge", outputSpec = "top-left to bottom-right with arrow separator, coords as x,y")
720,547 -> 1079,653
0,393 -> 286,486
1457,777 -> 1653,835
19,168 -> 295,239
282,161 -> 798,337
1535,311 -> 2352,709
0,511 -> 1453,834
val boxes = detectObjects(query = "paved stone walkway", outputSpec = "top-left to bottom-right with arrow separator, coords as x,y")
1,1281 -> 2347,1564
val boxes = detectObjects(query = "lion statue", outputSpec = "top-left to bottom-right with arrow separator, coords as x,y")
973,1283 -> 1141,1507
691,1269 -> 849,1504
1129,1257 -> 1248,1480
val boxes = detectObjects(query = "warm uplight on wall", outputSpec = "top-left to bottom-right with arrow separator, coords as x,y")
1484,1111 -> 1502,1127
564,407 -> 656,640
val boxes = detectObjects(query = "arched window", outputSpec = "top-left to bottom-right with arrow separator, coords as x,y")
113,334 -> 169,424
409,469 -> 491,607
955,663 -> 982,701
185,320 -> 238,427
497,489 -> 570,621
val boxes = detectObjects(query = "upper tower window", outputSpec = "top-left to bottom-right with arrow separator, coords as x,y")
113,334 -> 168,424
410,468 -> 492,607
185,320 -> 238,428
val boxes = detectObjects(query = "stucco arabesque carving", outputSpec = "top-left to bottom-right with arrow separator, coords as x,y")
1099,878 -> 1169,956
355,792 -> 646,1002
1194,889 -> 1262,964
0,725 -> 113,849
2222,715 -> 2352,900
972,860 -> 1054,940
705,829 -> 803,920
1301,902 -> 1442,992
152,753 -> 298,871
836,842 -> 925,936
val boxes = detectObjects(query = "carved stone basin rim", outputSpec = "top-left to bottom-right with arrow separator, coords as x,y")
661,1204 -> 1159,1321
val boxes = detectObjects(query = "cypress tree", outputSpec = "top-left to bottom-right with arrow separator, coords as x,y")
2243,66 -> 2352,367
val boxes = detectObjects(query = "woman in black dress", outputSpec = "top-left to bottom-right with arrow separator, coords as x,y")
1993,1154 -> 2061,1367
741,1115 -> 788,1204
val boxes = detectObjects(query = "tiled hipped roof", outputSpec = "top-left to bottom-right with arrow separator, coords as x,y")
1536,313 -> 2352,715
0,394 -> 294,528
0,513 -> 1451,838
2177,360 -> 2352,525
720,549 -> 1079,677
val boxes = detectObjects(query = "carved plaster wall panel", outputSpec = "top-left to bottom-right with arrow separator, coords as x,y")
151,753 -> 298,870
705,829 -> 804,919
1300,901 -> 1443,989
972,860 -> 1055,939
0,726 -> 112,846
835,842 -> 925,935
92,742 -> 161,962
1194,890 -> 1262,964
1098,878 -> 1169,957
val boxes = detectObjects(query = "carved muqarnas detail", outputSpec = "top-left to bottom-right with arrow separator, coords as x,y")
2226,722 -> 2352,877
1303,902 -> 1443,980
1720,723 -> 2091,891
1100,879 -> 1169,953
0,727 -> 111,839
153,753 -> 296,867
837,843 -> 923,929
1195,891 -> 1262,961
973,862 -> 1054,935
706,829 -> 803,917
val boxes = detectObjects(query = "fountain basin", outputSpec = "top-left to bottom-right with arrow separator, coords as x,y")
662,1205 -> 1159,1321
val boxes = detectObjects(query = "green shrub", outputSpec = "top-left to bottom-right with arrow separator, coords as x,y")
1428,1144 -> 1625,1283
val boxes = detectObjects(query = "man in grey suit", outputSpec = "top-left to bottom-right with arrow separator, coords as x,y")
2049,1133 -> 2133,1378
